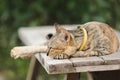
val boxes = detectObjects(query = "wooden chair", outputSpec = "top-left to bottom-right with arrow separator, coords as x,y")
18,25 -> 120,80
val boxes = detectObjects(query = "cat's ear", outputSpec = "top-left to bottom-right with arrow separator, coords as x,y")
54,23 -> 67,33
54,23 -> 75,45
67,33 -> 75,46
61,31 -> 75,46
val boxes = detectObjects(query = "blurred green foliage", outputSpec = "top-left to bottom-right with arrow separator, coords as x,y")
0,0 -> 120,80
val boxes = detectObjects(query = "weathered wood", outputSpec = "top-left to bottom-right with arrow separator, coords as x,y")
39,53 -> 120,74
66,73 -> 80,80
18,26 -> 120,74
99,49 -> 120,65
26,57 -> 39,80
69,57 -> 104,66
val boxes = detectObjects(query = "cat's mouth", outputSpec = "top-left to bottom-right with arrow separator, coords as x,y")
47,47 -> 64,56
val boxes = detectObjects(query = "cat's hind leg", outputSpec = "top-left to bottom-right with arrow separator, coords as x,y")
72,51 -> 85,57
83,50 -> 103,57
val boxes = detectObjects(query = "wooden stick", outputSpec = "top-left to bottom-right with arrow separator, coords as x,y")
10,45 -> 48,59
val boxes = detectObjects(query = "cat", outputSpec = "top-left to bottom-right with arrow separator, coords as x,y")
46,21 -> 119,59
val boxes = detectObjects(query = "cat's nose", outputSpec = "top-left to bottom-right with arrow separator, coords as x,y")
47,47 -> 52,56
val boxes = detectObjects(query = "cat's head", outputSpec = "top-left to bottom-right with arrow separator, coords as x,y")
47,24 -> 76,59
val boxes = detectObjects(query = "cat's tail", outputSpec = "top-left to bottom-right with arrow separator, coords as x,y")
10,45 -> 48,59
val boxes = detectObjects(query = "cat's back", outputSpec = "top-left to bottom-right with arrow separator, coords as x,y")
83,21 -> 119,52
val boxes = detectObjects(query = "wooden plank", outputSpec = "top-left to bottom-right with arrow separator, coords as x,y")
38,54 -> 76,74
98,49 -> 120,65
18,26 -> 120,74
31,53 -> 120,74
69,57 -> 104,66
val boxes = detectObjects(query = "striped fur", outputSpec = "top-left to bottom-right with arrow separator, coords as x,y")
47,22 -> 119,59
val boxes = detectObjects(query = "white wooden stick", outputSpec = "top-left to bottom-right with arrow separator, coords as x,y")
10,45 -> 48,59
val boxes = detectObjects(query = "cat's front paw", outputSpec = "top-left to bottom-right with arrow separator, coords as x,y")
54,53 -> 69,59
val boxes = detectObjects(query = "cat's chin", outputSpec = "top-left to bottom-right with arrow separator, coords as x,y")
47,48 -> 70,59
47,48 -> 64,55
50,53 -> 69,59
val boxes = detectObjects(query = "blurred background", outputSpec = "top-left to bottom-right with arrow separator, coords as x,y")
0,0 -> 120,80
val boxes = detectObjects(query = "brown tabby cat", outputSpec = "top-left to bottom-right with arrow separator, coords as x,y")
46,21 -> 119,59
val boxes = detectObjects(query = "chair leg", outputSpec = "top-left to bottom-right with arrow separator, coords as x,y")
90,70 -> 120,80
26,57 -> 39,80
66,73 -> 80,80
